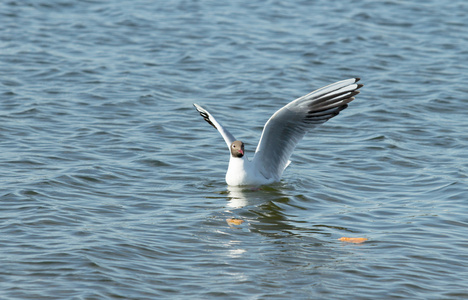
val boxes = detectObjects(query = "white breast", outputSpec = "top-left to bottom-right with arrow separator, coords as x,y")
225,156 -> 276,186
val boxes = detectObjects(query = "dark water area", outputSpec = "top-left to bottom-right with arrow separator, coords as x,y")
1,0 -> 468,299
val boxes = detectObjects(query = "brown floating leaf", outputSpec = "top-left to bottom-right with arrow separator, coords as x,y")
226,218 -> 244,226
339,237 -> 368,244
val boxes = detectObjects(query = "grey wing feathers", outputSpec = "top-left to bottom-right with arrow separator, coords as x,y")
253,78 -> 363,180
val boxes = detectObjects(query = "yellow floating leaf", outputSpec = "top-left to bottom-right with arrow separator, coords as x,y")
226,218 -> 244,226
339,237 -> 368,244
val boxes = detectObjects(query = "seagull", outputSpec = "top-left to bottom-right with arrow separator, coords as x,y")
194,78 -> 363,186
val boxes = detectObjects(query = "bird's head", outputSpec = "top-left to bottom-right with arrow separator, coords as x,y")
230,141 -> 244,158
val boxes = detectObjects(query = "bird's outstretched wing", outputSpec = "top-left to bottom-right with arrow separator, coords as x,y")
193,103 -> 236,148
253,78 -> 363,180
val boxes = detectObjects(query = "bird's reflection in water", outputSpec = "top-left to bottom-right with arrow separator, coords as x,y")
225,184 -> 349,240
226,184 -> 288,209
226,186 -> 259,209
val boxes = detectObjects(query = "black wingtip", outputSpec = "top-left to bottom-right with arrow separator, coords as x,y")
193,103 -> 201,111
193,104 -> 218,130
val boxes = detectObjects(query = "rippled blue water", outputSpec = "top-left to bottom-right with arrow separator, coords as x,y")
1,0 -> 468,299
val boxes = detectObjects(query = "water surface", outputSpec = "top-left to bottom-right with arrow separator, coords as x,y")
1,0 -> 468,299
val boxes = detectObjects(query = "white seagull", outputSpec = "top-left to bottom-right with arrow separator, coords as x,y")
194,78 -> 363,186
